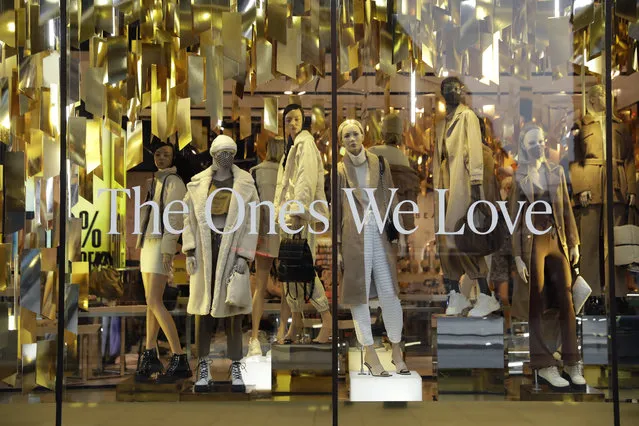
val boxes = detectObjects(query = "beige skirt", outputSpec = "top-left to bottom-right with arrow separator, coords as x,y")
140,238 -> 167,276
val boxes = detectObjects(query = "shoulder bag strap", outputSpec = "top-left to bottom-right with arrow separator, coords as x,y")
159,173 -> 182,234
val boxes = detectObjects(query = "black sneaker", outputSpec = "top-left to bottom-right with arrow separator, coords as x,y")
156,353 -> 192,384
135,348 -> 164,382
229,361 -> 246,393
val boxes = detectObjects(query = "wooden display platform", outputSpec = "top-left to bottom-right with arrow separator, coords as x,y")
520,384 -> 605,402
271,343 -> 331,372
115,376 -> 182,402
179,380 -> 251,401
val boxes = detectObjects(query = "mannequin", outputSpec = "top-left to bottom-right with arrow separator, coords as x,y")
512,123 -> 587,391
247,137 -> 285,356
136,142 -> 190,383
182,135 -> 259,393
337,119 -> 409,376
274,104 -> 332,344
369,112 -> 420,231
569,84 -> 636,297
433,76 -> 500,317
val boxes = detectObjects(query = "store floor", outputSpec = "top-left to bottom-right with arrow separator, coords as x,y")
1,401 -> 637,426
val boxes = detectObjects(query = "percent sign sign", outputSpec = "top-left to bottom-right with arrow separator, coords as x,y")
79,211 -> 102,249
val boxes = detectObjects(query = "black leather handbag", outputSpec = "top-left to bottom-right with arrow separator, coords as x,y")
277,234 -> 316,284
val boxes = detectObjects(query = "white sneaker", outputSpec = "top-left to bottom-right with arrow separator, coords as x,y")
193,358 -> 213,393
563,363 -> 587,389
468,293 -> 501,317
537,366 -> 570,391
229,361 -> 246,393
445,291 -> 471,316
247,337 -> 262,357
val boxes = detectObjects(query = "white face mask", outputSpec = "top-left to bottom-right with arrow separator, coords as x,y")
214,151 -> 235,169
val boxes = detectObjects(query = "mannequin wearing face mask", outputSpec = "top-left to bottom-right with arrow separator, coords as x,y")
274,104 -> 333,344
337,119 -> 409,377
433,76 -> 500,317
569,84 -> 636,297
511,123 -> 586,391
135,142 -> 190,383
182,135 -> 259,393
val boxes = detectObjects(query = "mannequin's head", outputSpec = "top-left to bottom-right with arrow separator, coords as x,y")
338,119 -> 365,156
441,77 -> 464,106
283,104 -> 304,141
209,135 -> 237,171
153,142 -> 176,170
381,113 -> 403,146
587,84 -> 605,114
266,136 -> 285,163
310,105 -> 326,135
518,123 -> 546,164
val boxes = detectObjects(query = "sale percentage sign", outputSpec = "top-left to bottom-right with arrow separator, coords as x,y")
80,211 -> 102,249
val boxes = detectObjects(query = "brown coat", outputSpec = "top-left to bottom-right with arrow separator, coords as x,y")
510,162 -> 580,320
569,114 -> 636,205
337,151 -> 400,305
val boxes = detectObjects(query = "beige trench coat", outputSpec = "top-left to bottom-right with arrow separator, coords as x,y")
510,162 -> 580,321
337,151 -> 400,306
433,104 -> 484,234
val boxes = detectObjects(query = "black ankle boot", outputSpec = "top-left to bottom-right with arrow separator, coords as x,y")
156,353 -> 191,384
135,348 -> 164,382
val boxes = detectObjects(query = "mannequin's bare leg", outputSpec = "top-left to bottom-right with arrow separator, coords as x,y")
313,310 -> 332,343
251,255 -> 274,340
146,273 -> 184,355
494,280 -> 511,330
276,296 -> 291,343
142,272 -> 161,349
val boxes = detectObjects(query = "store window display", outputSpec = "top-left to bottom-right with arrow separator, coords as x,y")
433,77 -> 500,317
569,84 -> 636,299
336,119 -> 408,377
248,137 -> 285,357
511,123 -> 586,391
274,104 -> 332,344
135,142 -> 189,383
182,135 -> 259,393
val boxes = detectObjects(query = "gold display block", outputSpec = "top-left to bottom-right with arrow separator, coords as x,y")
115,376 -> 181,402
179,381 -> 250,401
519,384 -> 605,402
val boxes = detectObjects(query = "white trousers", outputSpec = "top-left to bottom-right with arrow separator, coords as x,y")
350,217 -> 403,346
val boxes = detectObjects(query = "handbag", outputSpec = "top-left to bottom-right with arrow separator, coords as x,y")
572,267 -> 592,315
163,285 -> 180,311
277,233 -> 316,283
225,268 -> 251,308
378,156 -> 400,243
89,265 -> 124,300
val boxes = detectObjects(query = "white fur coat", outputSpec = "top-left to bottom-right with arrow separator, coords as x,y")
182,165 -> 259,318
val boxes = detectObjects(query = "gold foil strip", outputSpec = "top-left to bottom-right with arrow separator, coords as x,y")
64,283 -> 79,335
192,5 -> 214,33
35,339 -> 56,390
27,130 -> 43,178
319,0 -> 331,50
152,101 -> 169,141
71,261 -> 89,312
4,151 -> 25,234
29,5 -> 47,55
20,249 -> 41,315
113,134 -> 125,188
187,55 -> 205,106
0,0 -> 15,48
263,96 -> 278,134
94,5 -> 114,34
379,29 -> 395,75
240,107 -> 251,140
191,119 -> 208,153
126,120 -> 144,169
256,39 -> 273,85
41,270 -> 56,320
573,0 -> 595,32
85,119 -> 102,174
68,116 -> 87,168
222,12 -> 243,63
588,4 -> 604,61
177,98 -> 192,150
21,342 -> 37,393
205,45 -> 224,127
267,0 -> 288,45
0,244 -> 10,292
548,16 -> 571,78
81,67 -> 106,117
107,36 -> 128,85
67,216 -> 82,262
277,19 -> 302,79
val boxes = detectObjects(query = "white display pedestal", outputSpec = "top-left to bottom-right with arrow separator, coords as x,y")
349,371 -> 422,402
242,355 -> 272,392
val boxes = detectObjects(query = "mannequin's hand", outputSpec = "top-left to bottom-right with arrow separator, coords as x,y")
569,246 -> 580,267
186,256 -> 198,275
515,256 -> 529,283
629,194 -> 636,207
579,191 -> 592,208
235,257 -> 248,274
162,253 -> 174,274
